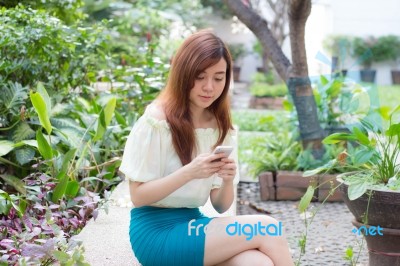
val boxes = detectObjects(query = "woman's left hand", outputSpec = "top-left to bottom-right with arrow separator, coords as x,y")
216,158 -> 236,182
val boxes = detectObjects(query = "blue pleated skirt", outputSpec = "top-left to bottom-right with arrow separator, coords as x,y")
129,206 -> 213,266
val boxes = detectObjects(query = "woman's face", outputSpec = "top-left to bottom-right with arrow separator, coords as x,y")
189,58 -> 227,112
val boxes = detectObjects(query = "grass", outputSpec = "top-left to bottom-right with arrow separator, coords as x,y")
377,85 -> 400,109
232,109 -> 291,132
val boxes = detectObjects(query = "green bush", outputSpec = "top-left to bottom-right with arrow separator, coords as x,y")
251,72 -> 275,84
0,6 -> 108,94
239,131 -> 301,177
352,35 -> 400,68
249,83 -> 288,97
227,43 -> 247,62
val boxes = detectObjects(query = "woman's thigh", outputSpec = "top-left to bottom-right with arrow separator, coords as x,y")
203,214 -> 287,266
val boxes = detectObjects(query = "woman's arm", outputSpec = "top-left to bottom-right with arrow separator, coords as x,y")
209,180 -> 234,213
129,167 -> 191,207
209,158 -> 237,213
129,152 -> 227,207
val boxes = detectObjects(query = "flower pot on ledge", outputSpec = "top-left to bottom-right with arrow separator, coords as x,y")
233,66 -> 241,82
391,70 -> 400,85
249,96 -> 284,110
258,171 -> 342,202
360,69 -> 376,83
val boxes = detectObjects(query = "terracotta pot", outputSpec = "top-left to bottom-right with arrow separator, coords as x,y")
233,66 -> 241,82
391,70 -> 400,85
249,96 -> 284,110
352,219 -> 400,266
360,69 -> 376,83
339,179 -> 400,266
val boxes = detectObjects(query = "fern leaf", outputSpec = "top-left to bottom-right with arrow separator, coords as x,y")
12,122 -> 35,142
14,147 -> 35,165
0,82 -> 28,116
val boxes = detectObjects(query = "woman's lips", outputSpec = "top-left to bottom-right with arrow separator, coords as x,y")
199,96 -> 212,101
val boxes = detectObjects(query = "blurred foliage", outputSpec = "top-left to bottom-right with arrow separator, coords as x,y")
200,0 -> 233,19
249,83 -> 288,98
0,0 -> 85,24
0,6 -> 108,97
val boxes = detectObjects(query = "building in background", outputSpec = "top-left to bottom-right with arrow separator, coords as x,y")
207,0 -> 400,85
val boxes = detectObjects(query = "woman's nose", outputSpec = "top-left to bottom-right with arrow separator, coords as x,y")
202,78 -> 213,92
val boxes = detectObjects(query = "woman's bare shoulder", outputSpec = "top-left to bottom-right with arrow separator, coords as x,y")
145,101 -> 166,121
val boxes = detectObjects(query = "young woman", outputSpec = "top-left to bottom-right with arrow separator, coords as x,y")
120,29 -> 294,266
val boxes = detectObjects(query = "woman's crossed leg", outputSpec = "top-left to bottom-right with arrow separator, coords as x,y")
203,214 -> 294,266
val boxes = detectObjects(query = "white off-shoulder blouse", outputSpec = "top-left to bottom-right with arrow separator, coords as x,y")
119,110 -> 240,208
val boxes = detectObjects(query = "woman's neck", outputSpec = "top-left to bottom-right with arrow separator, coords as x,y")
191,108 -> 215,129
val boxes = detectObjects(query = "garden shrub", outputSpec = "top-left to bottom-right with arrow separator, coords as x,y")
249,83 -> 288,97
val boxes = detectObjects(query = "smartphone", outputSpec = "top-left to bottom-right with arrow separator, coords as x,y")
212,145 -> 233,160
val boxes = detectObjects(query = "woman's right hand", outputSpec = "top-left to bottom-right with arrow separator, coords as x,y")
183,153 -> 227,180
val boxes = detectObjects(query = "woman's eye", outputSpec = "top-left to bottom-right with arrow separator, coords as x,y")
196,76 -> 205,80
215,77 -> 224,81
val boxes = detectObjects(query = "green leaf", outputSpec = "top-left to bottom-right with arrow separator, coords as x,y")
59,148 -> 77,176
375,106 -> 392,121
389,104 -> 400,118
93,97 -> 116,141
30,90 -> 52,134
52,174 -> 68,203
52,250 -> 70,262
299,186 -> 315,213
36,82 -> 51,117
0,140 -> 14,156
0,82 -> 28,117
352,127 -> 370,145
20,140 -> 38,148
322,133 -> 356,144
52,149 -> 76,202
386,123 -> 400,136
12,122 -> 35,142
36,130 -> 53,160
114,110 -> 127,127
303,167 -> 324,177
65,181 -> 80,198
0,174 -> 26,195
14,147 -> 35,165
353,149 -> 375,165
320,75 -> 329,86
282,99 -> 293,111
348,180 -> 367,200
76,97 -> 91,111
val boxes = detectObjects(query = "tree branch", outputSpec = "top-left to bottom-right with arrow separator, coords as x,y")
223,0 -> 291,80
288,0 -> 312,77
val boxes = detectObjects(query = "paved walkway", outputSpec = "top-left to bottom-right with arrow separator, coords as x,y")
238,182 -> 369,266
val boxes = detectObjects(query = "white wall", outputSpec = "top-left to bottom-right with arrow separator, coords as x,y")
306,0 -> 400,85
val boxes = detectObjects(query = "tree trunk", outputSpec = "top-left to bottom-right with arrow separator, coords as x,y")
223,0 -> 324,158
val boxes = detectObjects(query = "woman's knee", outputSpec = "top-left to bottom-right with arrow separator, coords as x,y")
216,249 -> 274,266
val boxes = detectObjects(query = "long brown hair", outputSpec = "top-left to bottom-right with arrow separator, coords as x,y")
158,29 -> 233,165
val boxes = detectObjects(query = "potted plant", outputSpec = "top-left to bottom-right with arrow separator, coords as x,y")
389,36 -> 400,85
323,35 -> 353,77
301,106 -> 400,266
352,35 -> 399,83
228,43 -> 247,82
248,72 -> 287,109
